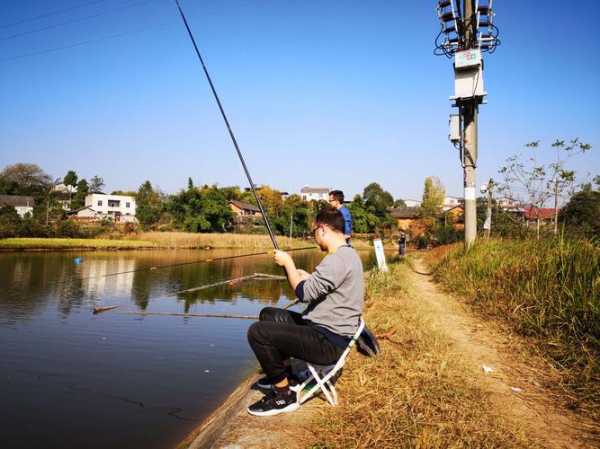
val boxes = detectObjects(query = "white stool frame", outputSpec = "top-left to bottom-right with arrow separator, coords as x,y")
293,318 -> 365,406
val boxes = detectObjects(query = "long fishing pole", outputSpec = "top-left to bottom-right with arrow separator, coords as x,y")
173,0 -> 279,250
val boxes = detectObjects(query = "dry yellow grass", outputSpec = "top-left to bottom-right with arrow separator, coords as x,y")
0,237 -> 155,250
307,262 -> 540,449
128,232 -> 373,250
129,232 -> 311,250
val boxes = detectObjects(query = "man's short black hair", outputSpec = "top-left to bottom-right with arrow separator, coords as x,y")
315,207 -> 345,234
329,190 -> 344,203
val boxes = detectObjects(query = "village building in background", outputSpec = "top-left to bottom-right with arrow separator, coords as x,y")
523,206 -> 555,227
52,183 -> 77,210
0,194 -> 34,217
300,186 -> 329,202
443,196 -> 463,211
229,199 -> 264,233
403,199 -> 422,208
390,207 -> 422,232
72,193 -> 137,223
229,200 -> 262,218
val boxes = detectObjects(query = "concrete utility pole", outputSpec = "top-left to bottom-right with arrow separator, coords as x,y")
462,0 -> 478,248
435,0 -> 499,249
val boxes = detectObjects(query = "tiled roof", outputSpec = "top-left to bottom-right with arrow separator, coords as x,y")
300,187 -> 329,194
0,194 -> 34,207
523,206 -> 555,220
229,200 -> 261,212
390,207 -> 421,219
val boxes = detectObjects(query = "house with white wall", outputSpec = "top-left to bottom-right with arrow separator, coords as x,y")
443,196 -> 463,211
0,195 -> 34,217
300,186 -> 330,202
75,193 -> 137,223
403,199 -> 422,208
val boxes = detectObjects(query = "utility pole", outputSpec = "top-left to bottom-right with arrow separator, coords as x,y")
462,0 -> 478,247
436,0 -> 500,249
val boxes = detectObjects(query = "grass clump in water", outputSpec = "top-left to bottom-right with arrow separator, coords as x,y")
432,238 -> 600,419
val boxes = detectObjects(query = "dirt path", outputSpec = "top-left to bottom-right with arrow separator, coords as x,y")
407,258 -> 598,449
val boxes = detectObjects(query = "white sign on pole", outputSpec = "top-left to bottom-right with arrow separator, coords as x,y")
483,215 -> 491,230
373,239 -> 388,272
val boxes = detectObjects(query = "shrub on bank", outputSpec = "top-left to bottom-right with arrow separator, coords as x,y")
432,238 -> 600,418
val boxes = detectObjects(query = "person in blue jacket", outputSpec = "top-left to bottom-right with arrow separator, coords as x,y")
329,190 -> 352,242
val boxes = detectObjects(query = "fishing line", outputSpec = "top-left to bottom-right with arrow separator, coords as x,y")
53,245 -> 317,287
173,0 -> 279,250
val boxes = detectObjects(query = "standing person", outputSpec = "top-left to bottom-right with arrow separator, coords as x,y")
328,190 -> 352,242
246,208 -> 364,417
398,232 -> 407,257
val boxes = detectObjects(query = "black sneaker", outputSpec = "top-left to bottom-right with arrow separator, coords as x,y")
247,390 -> 299,417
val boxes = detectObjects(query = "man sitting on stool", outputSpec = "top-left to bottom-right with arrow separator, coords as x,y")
246,208 -> 364,416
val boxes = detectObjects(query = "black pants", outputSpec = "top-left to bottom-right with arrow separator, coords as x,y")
247,307 -> 344,384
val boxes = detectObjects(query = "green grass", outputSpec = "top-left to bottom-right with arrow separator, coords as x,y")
0,237 -> 156,250
431,238 -> 600,419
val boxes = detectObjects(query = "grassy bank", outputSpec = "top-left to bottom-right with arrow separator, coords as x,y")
307,262 -> 538,449
0,232 -> 376,251
126,231 -> 373,250
127,231 -> 317,250
0,237 -> 156,250
430,238 -> 600,419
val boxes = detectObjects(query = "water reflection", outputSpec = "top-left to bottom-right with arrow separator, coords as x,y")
0,249 -> 374,319
0,248 -> 375,449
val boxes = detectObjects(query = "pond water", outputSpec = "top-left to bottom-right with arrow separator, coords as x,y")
1,248 -> 375,449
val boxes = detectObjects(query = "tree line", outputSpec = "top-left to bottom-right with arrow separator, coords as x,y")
135,178 -> 404,236
0,162 -> 406,238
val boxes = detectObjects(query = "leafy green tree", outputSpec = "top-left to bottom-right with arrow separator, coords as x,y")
62,170 -> 78,206
559,184 -> 600,238
221,186 -> 242,201
110,190 -> 137,196
421,176 -> 445,217
63,170 -> 78,189
275,194 -> 311,237
71,179 -> 89,210
363,182 -> 394,217
136,181 -> 163,229
0,205 -> 21,238
348,194 -> 379,233
393,199 -> 407,208
166,183 -> 233,233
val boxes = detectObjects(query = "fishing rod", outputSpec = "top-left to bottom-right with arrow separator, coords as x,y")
173,0 -> 279,250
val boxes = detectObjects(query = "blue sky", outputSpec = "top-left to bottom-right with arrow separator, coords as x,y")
1,0 -> 598,201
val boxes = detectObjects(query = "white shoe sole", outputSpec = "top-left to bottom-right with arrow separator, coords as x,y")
247,401 -> 299,417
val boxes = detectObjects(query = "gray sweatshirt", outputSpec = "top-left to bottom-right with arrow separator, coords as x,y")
295,245 -> 364,337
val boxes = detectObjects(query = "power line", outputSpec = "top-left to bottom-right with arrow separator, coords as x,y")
1,0 -> 157,42
0,23 -> 163,63
1,0 -> 110,29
